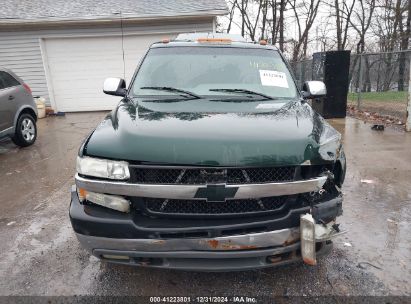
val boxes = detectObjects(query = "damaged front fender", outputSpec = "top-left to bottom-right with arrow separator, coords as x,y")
334,147 -> 347,187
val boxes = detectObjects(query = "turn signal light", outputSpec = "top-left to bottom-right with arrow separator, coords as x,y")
77,187 -> 87,202
77,188 -> 130,213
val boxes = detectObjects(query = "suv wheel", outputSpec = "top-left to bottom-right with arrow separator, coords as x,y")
12,114 -> 37,147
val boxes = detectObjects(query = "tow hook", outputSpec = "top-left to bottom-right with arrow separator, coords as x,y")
300,213 -> 347,266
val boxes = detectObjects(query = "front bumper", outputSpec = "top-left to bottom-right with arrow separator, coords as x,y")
70,187 -> 343,271
76,233 -> 333,271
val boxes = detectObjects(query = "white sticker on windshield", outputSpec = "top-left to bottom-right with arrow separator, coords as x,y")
259,70 -> 289,88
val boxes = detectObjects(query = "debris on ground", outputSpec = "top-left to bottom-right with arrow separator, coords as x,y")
6,221 -> 16,226
33,203 -> 44,211
344,242 -> 352,247
361,179 -> 375,184
347,105 -> 404,130
371,124 -> 384,131
47,112 -> 66,117
45,107 -> 55,115
357,262 -> 383,270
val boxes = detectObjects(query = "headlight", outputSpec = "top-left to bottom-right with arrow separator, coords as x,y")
318,131 -> 342,161
76,156 -> 130,180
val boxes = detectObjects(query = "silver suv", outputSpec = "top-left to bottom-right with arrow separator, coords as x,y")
0,68 -> 38,147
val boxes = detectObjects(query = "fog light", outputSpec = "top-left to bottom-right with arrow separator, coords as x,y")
300,213 -> 316,265
102,254 -> 130,260
77,188 -> 130,213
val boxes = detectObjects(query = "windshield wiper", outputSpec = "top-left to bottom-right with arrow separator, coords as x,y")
209,89 -> 276,100
141,86 -> 201,99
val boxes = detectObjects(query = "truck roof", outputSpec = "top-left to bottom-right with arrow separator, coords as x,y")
150,32 -> 278,50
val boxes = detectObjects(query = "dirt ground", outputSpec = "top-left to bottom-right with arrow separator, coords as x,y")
0,113 -> 410,299
347,99 -> 407,125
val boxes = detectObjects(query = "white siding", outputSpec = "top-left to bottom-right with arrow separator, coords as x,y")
0,18 -> 214,107
44,34 -> 168,112
0,37 -> 48,99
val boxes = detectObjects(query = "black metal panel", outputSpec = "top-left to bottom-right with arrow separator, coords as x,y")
129,166 -> 296,185
311,50 -> 351,118
142,196 -> 289,217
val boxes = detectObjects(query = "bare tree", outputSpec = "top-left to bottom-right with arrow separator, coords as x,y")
241,0 -> 247,36
279,0 -> 286,51
267,1 -> 279,45
348,0 -> 376,54
222,0 -> 408,71
266,0 -> 286,51
343,0 -> 376,91
235,0 -> 265,41
226,0 -> 239,33
288,0 -> 322,61
260,0 -> 269,40
226,0 -> 287,51
372,0 -> 408,90
334,0 -> 356,50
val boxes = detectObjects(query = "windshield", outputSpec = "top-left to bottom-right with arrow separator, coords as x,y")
130,46 -> 298,100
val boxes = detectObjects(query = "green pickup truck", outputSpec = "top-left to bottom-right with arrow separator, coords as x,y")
70,33 -> 346,271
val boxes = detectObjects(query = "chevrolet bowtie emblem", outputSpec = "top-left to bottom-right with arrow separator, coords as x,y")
194,184 -> 238,202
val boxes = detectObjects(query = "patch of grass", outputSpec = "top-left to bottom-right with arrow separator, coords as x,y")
347,91 -> 408,103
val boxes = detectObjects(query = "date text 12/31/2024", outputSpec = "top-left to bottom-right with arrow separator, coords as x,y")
149,296 -> 258,303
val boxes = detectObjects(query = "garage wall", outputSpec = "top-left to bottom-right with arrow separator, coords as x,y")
0,18 -> 215,108
43,34 -> 169,112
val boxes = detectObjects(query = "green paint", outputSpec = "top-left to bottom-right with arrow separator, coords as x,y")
83,42 -> 341,168
85,98 -> 335,167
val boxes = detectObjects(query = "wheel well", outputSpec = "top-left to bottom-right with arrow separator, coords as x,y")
19,108 -> 38,121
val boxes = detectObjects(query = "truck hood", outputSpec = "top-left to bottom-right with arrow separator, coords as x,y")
84,98 -> 340,166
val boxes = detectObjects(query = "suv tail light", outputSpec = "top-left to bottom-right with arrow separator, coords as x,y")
23,83 -> 32,94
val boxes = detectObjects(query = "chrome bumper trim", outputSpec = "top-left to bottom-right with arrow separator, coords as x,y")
76,228 -> 301,253
75,174 -> 327,200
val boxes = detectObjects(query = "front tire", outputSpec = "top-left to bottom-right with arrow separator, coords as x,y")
12,114 -> 37,147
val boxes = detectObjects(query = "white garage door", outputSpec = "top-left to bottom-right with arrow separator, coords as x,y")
44,34 -> 169,112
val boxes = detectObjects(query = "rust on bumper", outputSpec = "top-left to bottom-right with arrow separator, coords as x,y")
76,227 -> 301,253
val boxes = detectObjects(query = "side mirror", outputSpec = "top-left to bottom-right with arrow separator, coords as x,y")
302,81 -> 326,99
103,78 -> 126,97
